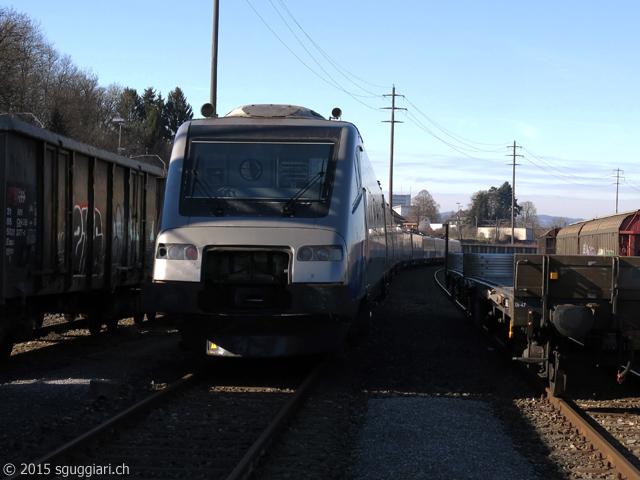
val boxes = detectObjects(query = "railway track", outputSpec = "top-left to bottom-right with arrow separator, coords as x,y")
541,390 -> 640,479
7,355 -> 330,480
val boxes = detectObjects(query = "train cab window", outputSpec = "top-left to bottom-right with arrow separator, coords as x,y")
181,141 -> 336,217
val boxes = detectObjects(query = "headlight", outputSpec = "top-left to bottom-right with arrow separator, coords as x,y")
296,245 -> 343,261
157,243 -> 199,260
298,246 -> 314,261
315,246 -> 332,261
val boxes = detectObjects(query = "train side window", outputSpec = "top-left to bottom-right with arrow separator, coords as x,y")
352,148 -> 363,206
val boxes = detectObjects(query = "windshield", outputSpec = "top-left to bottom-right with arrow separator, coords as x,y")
180,141 -> 335,217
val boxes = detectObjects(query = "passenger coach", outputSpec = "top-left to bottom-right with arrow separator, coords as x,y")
142,105 -> 391,357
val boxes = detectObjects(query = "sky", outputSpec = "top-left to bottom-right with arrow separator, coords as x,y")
10,0 -> 640,221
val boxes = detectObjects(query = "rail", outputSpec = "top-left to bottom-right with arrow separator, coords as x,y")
6,372 -> 201,480
545,389 -> 640,479
7,357 -> 330,480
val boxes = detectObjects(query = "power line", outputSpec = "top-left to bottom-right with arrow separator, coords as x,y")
244,0 -> 383,111
523,147 -> 610,181
247,0 -> 509,157
272,0 -> 389,92
522,154 -> 610,188
403,96 -> 508,150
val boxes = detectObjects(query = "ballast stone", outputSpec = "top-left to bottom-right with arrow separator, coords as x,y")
352,396 -> 538,480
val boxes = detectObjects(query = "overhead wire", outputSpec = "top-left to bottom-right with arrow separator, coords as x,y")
398,107 -> 507,163
522,154 -> 610,188
244,0 -> 382,111
268,0 -> 378,100
522,147 -> 610,180
273,0 -> 388,92
247,0 -> 627,194
621,176 -> 640,194
248,0 -> 513,160
521,147 -> 639,194
403,96 -> 508,150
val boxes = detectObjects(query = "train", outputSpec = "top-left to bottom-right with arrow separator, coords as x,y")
538,210 -> 640,256
444,251 -> 640,396
142,104 -> 460,357
0,115 -> 165,357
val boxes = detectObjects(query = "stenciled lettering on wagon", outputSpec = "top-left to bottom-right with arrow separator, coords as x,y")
5,183 -> 37,265
71,204 -> 104,277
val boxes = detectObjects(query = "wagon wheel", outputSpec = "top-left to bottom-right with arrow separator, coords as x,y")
87,313 -> 103,336
106,318 -> 119,332
145,312 -> 157,322
0,337 -> 14,358
356,302 -> 374,336
133,312 -> 145,324
33,312 -> 44,329
548,347 -> 566,397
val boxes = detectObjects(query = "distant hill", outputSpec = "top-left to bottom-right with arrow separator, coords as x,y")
439,212 -> 584,228
537,215 -> 585,227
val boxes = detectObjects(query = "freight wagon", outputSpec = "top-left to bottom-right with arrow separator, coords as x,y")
543,210 -> 640,256
444,252 -> 640,396
0,115 -> 165,356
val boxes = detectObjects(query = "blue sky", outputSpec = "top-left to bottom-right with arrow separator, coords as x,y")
12,0 -> 640,220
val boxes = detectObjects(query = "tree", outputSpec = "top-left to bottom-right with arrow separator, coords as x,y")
114,87 -> 176,159
518,200 -> 539,228
550,217 -> 569,229
0,8 -> 193,160
466,190 -> 492,226
48,105 -> 68,136
466,182 -> 520,225
0,7 -> 53,119
165,87 -> 193,136
140,87 -> 168,152
0,8 -> 126,151
409,190 -> 441,226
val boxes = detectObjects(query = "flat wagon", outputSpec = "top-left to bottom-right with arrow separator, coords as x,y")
445,252 -> 640,396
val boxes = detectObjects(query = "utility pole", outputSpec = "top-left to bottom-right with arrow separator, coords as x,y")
612,168 -> 625,213
210,0 -> 220,117
506,141 -> 522,244
382,85 -> 406,210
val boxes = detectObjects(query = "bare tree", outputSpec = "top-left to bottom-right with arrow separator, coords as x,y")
518,200 -> 539,228
0,8 -> 192,158
550,217 -> 569,229
0,8 -> 51,116
410,190 -> 441,227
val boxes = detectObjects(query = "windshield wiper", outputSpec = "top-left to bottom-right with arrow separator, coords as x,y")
190,156 -> 225,216
282,170 -> 325,217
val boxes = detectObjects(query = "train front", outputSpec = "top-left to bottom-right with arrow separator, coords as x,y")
142,105 -> 361,357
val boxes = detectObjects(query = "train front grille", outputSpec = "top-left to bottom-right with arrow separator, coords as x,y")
198,249 -> 291,311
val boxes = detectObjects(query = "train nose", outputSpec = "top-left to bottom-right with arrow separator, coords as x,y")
552,304 -> 594,338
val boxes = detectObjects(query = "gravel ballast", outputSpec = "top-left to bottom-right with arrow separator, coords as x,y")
352,396 -> 537,479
